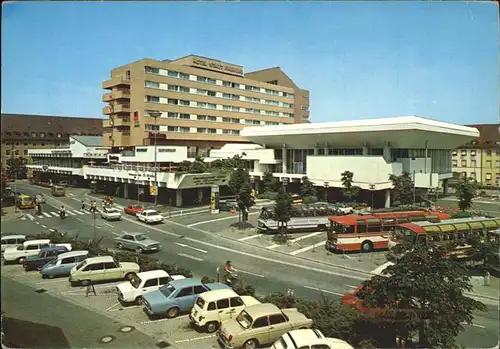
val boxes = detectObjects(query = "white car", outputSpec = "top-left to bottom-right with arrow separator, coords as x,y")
3,239 -> 72,264
136,209 -> 164,224
272,329 -> 354,349
100,207 -> 122,221
116,270 -> 186,304
335,204 -> 354,215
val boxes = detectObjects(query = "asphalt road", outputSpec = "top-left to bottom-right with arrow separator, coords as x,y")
2,182 -> 498,349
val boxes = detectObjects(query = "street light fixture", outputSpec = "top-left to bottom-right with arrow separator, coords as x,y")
148,111 -> 162,206
369,184 -> 375,209
324,181 -> 329,202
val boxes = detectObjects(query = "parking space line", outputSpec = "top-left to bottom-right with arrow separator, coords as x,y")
26,214 -> 35,221
139,316 -> 188,325
461,322 -> 486,329
237,234 -> 262,241
267,243 -> 280,250
345,284 -> 357,289
236,269 -> 265,278
304,285 -> 344,296
175,242 -> 207,254
76,218 -> 84,222
74,210 -> 86,215
103,222 -> 113,227
35,221 -> 40,225
41,225 -> 47,228
289,241 -> 325,255
66,210 -> 76,216
36,279 -> 69,285
178,253 -> 204,261
105,302 -> 120,311
109,305 -> 141,312
187,212 -> 259,227
289,231 -> 324,243
175,334 -> 215,343
42,212 -> 52,218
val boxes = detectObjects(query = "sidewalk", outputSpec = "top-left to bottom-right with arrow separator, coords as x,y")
467,276 -> 499,304
0,206 -> 24,224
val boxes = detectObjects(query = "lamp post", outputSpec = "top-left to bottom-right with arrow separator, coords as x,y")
369,184 -> 375,209
92,210 -> 96,241
324,182 -> 329,203
412,170 -> 416,205
282,177 -> 289,193
148,111 -> 162,206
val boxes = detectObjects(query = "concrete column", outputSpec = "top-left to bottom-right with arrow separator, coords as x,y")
384,189 -> 391,208
282,147 -> 288,174
442,179 -> 449,196
313,147 -> 318,156
175,189 -> 183,207
197,188 -> 203,205
124,183 -> 129,199
254,180 -> 261,195
362,145 -> 369,156
383,142 -> 391,163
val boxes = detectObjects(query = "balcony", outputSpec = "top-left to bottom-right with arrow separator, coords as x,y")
103,89 -> 130,102
102,104 -> 130,115
112,117 -> 131,127
102,76 -> 131,90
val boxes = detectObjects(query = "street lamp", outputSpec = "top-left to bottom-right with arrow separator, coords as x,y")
282,178 -> 289,192
323,182 -> 329,202
92,210 -> 97,241
148,111 -> 162,206
369,184 -> 375,209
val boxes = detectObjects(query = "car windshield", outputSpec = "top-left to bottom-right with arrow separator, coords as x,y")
16,246 -> 24,251
130,274 -> 142,288
45,259 -> 56,266
76,260 -> 87,270
195,296 -> 205,309
147,211 -> 159,216
236,310 -> 253,329
107,209 -> 119,213
135,234 -> 147,241
160,284 -> 175,298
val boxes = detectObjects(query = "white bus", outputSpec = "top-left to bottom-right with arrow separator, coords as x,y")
257,202 -> 352,234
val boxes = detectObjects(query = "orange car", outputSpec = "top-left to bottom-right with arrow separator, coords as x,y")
124,204 -> 144,216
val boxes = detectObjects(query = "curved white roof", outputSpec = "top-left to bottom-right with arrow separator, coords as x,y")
241,116 -> 479,149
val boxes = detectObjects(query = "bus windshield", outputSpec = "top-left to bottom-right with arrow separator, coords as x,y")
330,222 -> 355,234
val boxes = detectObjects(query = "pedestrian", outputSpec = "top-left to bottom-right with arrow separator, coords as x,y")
81,201 -> 86,210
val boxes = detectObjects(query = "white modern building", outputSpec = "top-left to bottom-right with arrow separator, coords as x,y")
26,116 -> 479,208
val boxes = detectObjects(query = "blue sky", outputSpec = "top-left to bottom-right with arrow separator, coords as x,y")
1,1 -> 498,125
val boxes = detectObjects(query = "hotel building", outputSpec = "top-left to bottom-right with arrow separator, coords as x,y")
102,55 -> 309,156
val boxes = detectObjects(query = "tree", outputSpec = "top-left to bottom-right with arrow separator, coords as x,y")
6,157 -> 28,180
274,188 -> 293,237
358,243 -> 486,348
189,156 -> 207,174
237,181 -> 255,225
0,170 -> 7,199
466,234 -> 500,268
389,172 -> 414,205
262,171 -> 280,193
341,171 -> 360,201
228,165 -> 250,196
300,176 -> 317,199
454,176 -> 477,211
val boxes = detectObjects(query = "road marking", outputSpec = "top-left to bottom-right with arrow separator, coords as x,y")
238,234 -> 262,241
345,284 -> 357,289
112,232 -> 121,236
41,225 -> 47,228
66,210 -> 76,216
187,212 -> 259,227
370,261 -> 394,275
74,210 -> 86,215
289,231 -> 324,243
304,285 -> 344,296
236,269 -> 265,278
175,335 -> 215,343
461,322 -> 486,329
103,222 -> 114,227
178,253 -> 204,261
50,212 -> 59,217
76,218 -> 84,222
69,193 -> 75,196
175,242 -> 208,254
139,317 -> 175,325
42,212 -> 52,218
26,214 -> 35,221
35,221 -> 40,225
289,241 -> 325,255
105,302 -> 120,311
109,305 -> 141,312
36,279 -> 69,285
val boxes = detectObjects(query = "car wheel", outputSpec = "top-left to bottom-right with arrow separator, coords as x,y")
135,247 -> 144,254
134,296 -> 142,304
244,339 -> 259,349
124,273 -> 134,281
205,321 -> 219,333
81,279 -> 91,287
17,257 -> 26,264
166,307 -> 180,318
116,243 -> 124,249
361,240 -> 373,253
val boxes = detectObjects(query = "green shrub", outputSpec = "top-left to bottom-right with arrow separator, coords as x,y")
302,195 -> 318,204
201,276 -> 215,284
232,282 -> 256,297
257,191 -> 278,201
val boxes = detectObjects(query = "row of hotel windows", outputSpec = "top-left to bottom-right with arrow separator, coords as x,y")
5,149 -> 29,156
144,66 -> 295,99
145,124 -> 241,135
452,149 -> 500,156
453,159 -> 500,168
145,81 -> 295,109
4,132 -> 66,138
143,112 -> 282,126
145,95 -> 294,118
459,172 -> 500,181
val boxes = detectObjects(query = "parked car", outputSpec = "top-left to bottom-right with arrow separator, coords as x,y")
136,209 -> 164,224
217,303 -> 313,349
142,278 -> 230,319
100,207 -> 122,221
190,288 -> 261,333
1,235 -> 27,253
219,200 -> 239,212
40,250 -> 89,278
3,239 -> 72,264
69,256 -> 140,286
333,204 -> 354,215
114,232 -> 161,253
23,246 -> 69,271
124,204 -> 144,216
271,329 -> 354,349
116,270 -> 186,304
35,194 -> 46,203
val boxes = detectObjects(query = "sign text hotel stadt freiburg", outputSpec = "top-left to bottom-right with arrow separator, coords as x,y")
192,57 -> 243,75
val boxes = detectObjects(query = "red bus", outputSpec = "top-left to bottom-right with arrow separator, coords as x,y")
326,210 -> 450,253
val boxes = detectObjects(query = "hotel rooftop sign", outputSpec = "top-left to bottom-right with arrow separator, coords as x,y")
190,56 -> 244,76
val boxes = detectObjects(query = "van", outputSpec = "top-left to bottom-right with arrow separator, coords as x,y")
1,235 -> 27,253
190,288 -> 261,333
3,239 -> 52,263
40,250 -> 89,278
69,256 -> 140,286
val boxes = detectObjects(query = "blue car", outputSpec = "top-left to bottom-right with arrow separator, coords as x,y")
142,278 -> 229,319
40,250 -> 89,278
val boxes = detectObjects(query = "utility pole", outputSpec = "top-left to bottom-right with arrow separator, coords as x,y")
92,210 -> 96,241
413,170 -> 416,205
148,111 -> 162,206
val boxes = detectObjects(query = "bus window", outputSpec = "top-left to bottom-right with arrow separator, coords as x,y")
367,223 -> 382,233
417,234 -> 427,244
345,225 -> 355,234
397,217 -> 410,223
411,215 -> 427,222
356,220 -> 366,233
430,233 -> 441,242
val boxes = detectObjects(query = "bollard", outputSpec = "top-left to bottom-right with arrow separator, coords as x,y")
216,266 -> 220,283
484,271 -> 491,286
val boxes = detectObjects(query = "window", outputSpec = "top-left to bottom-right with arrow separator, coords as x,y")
283,113 -> 294,118
5,150 -> 10,156
230,297 -> 244,307
193,285 -> 207,294
223,81 -> 240,88
486,150 -> 492,156
207,103 -> 216,109
145,81 -> 160,88
470,172 -> 476,179
168,98 -> 179,105
245,85 -> 259,92
26,245 -> 39,251
104,262 -> 118,269
452,150 -> 457,156
207,90 -> 216,97
207,78 -> 216,84
179,100 -> 190,106
197,102 -> 207,108
283,103 -> 294,108
179,86 -> 189,93
40,133 -> 45,138
486,173 -> 492,180
252,317 -> 269,328
86,263 -> 105,271
197,76 -> 207,83
180,73 -> 189,80
144,279 -> 158,287
197,115 -> 216,121
452,160 -> 458,167
146,95 -> 160,103
197,128 -> 207,133
207,302 -> 216,311
265,111 -> 279,116
216,298 -> 230,309
24,150 -> 28,156
61,257 -> 76,264
470,150 -> 476,156
168,70 -> 179,78
461,150 -> 467,156
269,313 -> 287,325
223,129 -> 240,135
245,96 -> 260,103
145,66 -> 159,74
168,85 -> 180,92
461,160 -> 467,167
311,345 -> 331,349
471,160 -> 476,168
265,121 -> 279,125
31,132 -> 37,137
179,113 -> 190,119
177,287 -> 193,297
246,109 -> 261,115
231,118 -> 240,123
264,88 -> 279,95
496,161 -> 500,168
222,117 -> 231,122
486,160 -> 492,168
159,277 -> 171,285
197,89 -> 207,95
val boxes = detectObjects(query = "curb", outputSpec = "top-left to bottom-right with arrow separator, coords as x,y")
465,292 -> 499,302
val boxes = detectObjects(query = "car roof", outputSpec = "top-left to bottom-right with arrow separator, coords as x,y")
244,303 -> 281,316
143,209 -> 158,213
168,278 -> 202,288
40,246 -> 67,252
280,329 -> 325,348
85,256 -> 115,263
137,270 -> 169,278
199,288 -> 238,302
128,232 -> 145,236
1,235 -> 26,240
24,239 -> 50,245
57,250 -> 89,259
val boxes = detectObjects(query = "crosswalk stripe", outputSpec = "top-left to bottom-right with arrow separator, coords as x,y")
66,210 -> 76,216
50,212 -> 59,217
73,210 -> 86,215
26,214 -> 35,221
42,212 -> 52,218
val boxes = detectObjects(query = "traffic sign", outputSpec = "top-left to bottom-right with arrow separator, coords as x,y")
149,185 -> 158,196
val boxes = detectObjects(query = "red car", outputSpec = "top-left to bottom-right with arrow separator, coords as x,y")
124,204 -> 144,216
